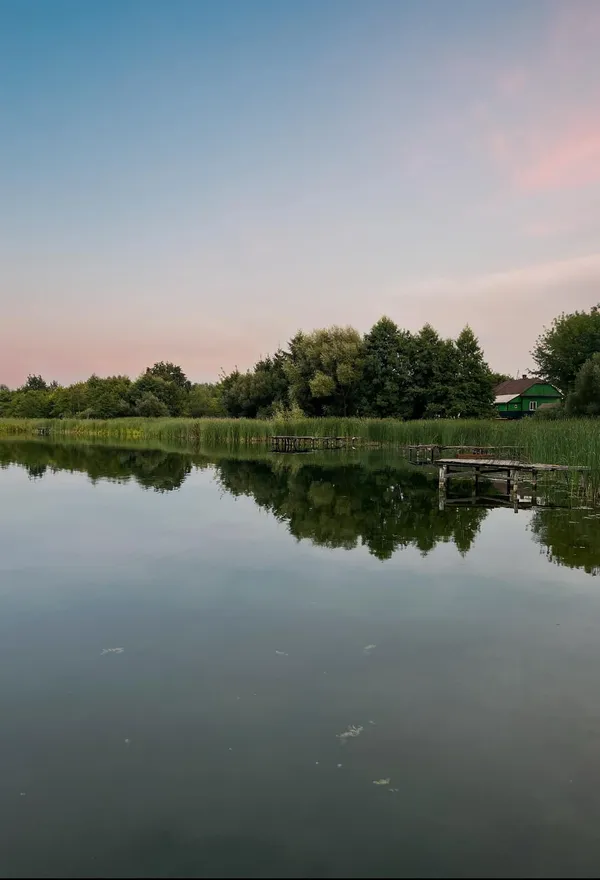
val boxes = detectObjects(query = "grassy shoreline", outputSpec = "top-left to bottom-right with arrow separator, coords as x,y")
0,415 -> 598,464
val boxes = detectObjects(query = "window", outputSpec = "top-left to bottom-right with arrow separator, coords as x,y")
529,400 -> 537,411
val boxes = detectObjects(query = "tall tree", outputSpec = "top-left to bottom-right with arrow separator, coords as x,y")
566,353 -> 600,416
284,327 -> 364,416
85,375 -> 132,419
410,325 -> 456,418
532,305 -> 600,392
129,373 -> 184,416
359,317 -> 414,418
21,374 -> 47,392
145,362 -> 191,391
452,325 -> 494,417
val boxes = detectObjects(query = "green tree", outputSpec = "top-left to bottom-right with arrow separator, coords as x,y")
565,353 -> 600,416
488,371 -> 511,387
532,305 -> 600,392
250,351 -> 290,418
284,327 -> 364,416
359,317 -> 414,418
134,391 -> 170,417
21,374 -> 47,392
451,325 -> 494,417
410,325 -> 458,418
9,389 -> 53,417
218,369 -> 256,418
51,381 -> 90,417
145,361 -> 191,391
0,385 -> 12,417
129,373 -> 184,416
186,383 -> 225,417
85,375 -> 132,418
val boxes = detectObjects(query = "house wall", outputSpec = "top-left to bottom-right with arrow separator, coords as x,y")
521,384 -> 561,399
495,384 -> 562,418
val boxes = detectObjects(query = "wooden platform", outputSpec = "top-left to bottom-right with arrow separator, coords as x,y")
407,444 -> 521,463
437,458 -> 587,473
271,435 -> 356,452
437,457 -> 589,498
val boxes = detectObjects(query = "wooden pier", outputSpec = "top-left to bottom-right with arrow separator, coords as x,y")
408,444 -> 521,463
271,435 -> 356,453
437,457 -> 589,504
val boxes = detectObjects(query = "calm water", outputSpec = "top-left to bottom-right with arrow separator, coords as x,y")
2,440 -> 600,879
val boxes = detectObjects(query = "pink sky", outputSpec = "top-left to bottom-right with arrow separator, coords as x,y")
1,0 -> 599,386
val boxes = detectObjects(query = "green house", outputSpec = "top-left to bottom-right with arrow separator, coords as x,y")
494,377 -> 562,419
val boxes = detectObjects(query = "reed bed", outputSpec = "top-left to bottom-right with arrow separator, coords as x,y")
0,416 -> 598,488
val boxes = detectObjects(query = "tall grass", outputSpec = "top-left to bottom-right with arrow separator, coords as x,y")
0,416 -> 598,482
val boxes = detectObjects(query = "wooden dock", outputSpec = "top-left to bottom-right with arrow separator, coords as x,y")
437,457 -> 589,499
408,444 -> 521,463
271,435 -> 356,453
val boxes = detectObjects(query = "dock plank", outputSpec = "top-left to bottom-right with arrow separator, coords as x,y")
437,458 -> 588,472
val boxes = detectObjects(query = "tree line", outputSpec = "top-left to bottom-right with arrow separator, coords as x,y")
2,303 -> 599,420
0,317 -> 499,420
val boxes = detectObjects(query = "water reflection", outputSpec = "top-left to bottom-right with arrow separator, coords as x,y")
530,508 -> 600,576
0,439 -> 195,492
215,457 -> 486,558
2,439 -> 600,572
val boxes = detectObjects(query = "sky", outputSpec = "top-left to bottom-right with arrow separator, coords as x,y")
1,0 -> 600,386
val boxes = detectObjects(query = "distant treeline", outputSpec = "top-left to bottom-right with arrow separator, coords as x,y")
0,317 -> 502,420
3,305 -> 600,421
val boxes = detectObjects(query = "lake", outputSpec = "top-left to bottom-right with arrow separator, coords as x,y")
2,439 -> 600,878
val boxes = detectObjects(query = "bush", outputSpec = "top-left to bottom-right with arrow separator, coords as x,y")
134,392 -> 170,418
533,403 -> 566,421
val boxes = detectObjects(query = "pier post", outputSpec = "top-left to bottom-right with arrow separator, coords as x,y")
439,464 -> 448,492
438,464 -> 447,510
509,469 -> 518,505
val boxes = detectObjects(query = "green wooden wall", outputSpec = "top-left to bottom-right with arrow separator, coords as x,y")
496,383 -> 562,417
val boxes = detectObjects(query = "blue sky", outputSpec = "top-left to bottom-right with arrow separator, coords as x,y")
2,0 -> 600,384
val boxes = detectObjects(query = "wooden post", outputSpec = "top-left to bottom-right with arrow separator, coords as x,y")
439,464 -> 448,492
509,469 -> 518,505
531,469 -> 537,503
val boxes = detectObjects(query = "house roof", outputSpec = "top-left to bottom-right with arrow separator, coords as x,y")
493,378 -> 538,396
495,393 -> 519,404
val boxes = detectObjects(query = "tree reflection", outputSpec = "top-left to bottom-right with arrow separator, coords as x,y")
0,440 -> 193,493
529,508 -> 600,575
215,458 -> 487,560
10,440 -> 599,568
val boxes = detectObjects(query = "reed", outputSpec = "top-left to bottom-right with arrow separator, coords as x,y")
0,416 -> 598,486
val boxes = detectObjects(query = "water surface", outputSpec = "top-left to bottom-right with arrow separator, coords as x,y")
2,440 -> 600,878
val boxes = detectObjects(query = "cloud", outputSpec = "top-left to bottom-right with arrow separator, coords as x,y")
389,253 -> 600,372
517,124 -> 600,191
467,2 -> 600,195
482,114 -> 600,194
412,253 -> 600,298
